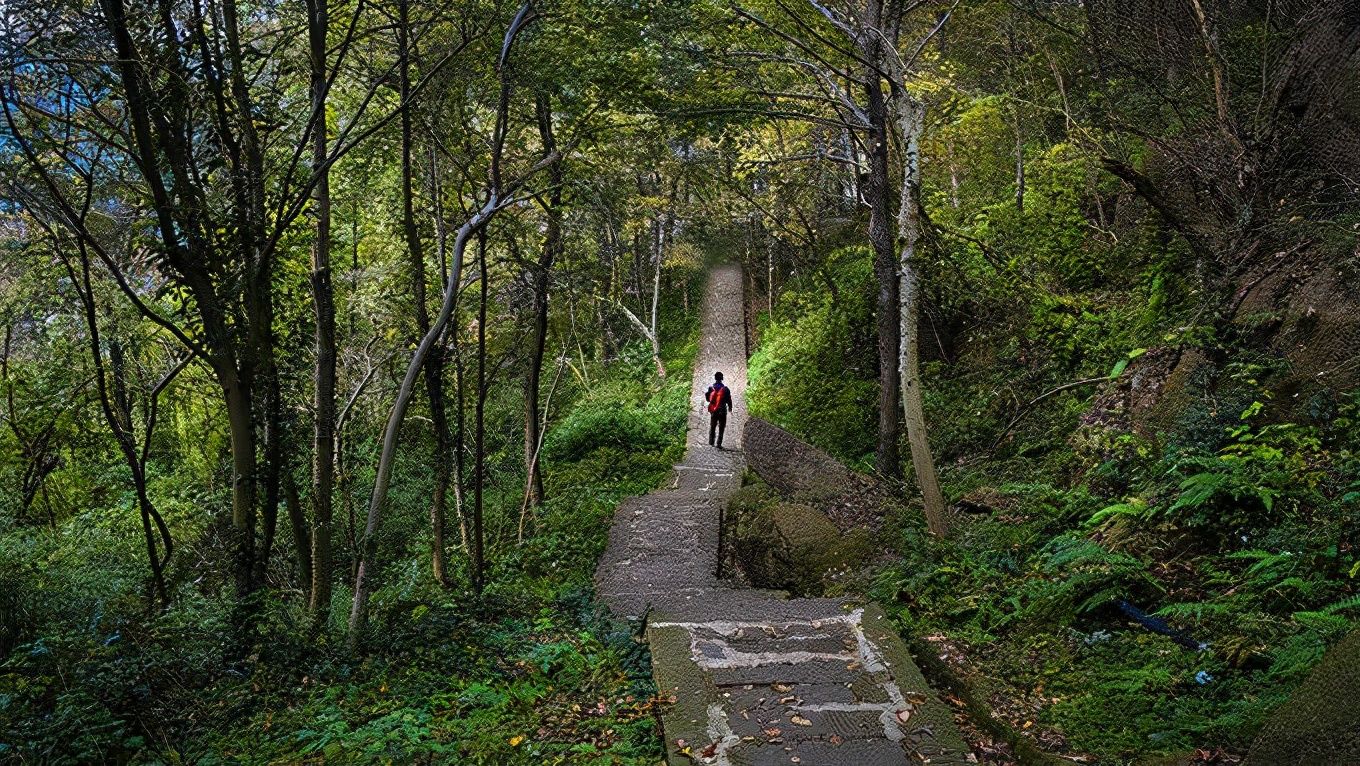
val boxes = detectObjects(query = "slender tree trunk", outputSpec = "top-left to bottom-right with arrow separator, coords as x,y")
472,228 -> 488,592
892,92 -> 950,537
285,473 -> 312,590
223,373 -> 258,598
347,198 -> 494,650
863,58 -> 904,481
306,0 -> 336,615
647,209 -> 665,377
1188,0 -> 1233,137
257,385 -> 282,583
766,233 -> 775,318
134,481 -> 171,606
430,155 -> 469,552
64,252 -> 175,606
1013,109 -> 1025,213
524,94 -> 560,513
396,0 -> 450,586
452,315 -> 469,549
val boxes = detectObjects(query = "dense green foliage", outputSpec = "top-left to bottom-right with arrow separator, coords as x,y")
747,152 -> 1360,765
0,307 -> 697,763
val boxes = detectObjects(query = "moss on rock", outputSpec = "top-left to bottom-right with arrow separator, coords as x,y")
1244,626 -> 1360,765
727,490 -> 874,596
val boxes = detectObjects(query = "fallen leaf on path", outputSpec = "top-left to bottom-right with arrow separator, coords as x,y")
789,715 -> 813,726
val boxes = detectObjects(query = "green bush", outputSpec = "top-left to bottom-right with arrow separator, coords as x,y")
748,246 -> 880,464
544,376 -> 687,462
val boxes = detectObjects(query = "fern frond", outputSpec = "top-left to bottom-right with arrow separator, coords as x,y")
1321,594 -> 1360,615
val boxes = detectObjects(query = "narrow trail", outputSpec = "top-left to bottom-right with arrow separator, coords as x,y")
596,264 -> 971,765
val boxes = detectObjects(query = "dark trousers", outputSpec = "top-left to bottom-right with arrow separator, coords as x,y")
709,410 -> 727,446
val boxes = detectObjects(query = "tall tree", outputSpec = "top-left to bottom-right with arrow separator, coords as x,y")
346,2 -> 557,644
306,0 -> 336,615
396,0 -> 452,587
522,93 -> 563,514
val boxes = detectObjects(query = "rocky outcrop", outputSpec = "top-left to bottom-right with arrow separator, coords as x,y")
742,416 -> 896,531
726,484 -> 875,596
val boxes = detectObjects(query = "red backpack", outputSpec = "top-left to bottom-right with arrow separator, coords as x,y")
707,384 -> 726,413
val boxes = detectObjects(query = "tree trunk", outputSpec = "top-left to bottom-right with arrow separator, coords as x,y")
306,0 -> 336,615
1013,108 -> 1025,213
524,93 -> 561,513
863,59 -> 904,481
397,0 -> 450,587
452,314 -> 470,550
223,371 -> 258,599
766,233 -> 775,318
285,473 -> 312,591
892,92 -> 950,537
472,228 -> 488,592
647,200 -> 667,378
256,376 -> 283,584
347,198 -> 495,650
64,251 -> 175,607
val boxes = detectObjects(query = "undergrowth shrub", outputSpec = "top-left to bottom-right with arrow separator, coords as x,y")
748,246 -> 879,465
544,374 -> 687,462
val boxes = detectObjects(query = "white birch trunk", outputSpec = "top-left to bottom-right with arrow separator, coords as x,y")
892,90 -> 950,537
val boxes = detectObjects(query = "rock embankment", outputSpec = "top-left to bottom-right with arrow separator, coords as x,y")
742,417 -> 895,532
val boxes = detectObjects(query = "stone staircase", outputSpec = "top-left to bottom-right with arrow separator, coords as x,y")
595,264 -> 972,766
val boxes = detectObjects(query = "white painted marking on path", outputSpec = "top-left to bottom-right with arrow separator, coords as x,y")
703,702 -> 741,766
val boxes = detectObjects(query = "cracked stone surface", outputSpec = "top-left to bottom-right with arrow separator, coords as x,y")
595,264 -> 973,765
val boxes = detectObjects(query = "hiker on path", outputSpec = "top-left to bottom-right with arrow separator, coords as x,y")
705,371 -> 733,449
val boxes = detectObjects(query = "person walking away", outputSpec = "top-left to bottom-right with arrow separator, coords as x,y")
705,371 -> 733,449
